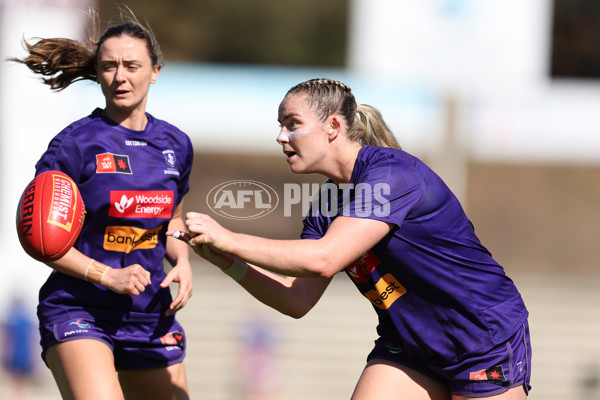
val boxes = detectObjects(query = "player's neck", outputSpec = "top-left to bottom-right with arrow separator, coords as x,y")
102,107 -> 149,132
327,141 -> 362,185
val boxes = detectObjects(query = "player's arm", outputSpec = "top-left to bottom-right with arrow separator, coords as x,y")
46,247 -> 151,296
194,245 -> 332,318
165,202 -> 190,267
185,212 -> 393,278
161,201 -> 193,315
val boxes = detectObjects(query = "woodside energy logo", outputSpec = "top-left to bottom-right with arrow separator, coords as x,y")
206,180 -> 279,220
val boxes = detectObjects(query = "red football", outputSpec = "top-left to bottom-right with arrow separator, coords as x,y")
16,170 -> 86,262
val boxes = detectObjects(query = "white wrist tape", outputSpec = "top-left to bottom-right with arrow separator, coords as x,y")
84,259 -> 110,286
84,259 -> 94,282
100,267 -> 110,286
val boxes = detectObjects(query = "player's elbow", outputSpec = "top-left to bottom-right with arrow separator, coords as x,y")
314,267 -> 337,280
276,279 -> 327,319
304,240 -> 346,279
281,303 -> 313,319
309,255 -> 342,279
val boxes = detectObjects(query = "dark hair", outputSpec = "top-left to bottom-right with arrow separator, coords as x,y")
286,78 -> 401,149
9,8 -> 162,91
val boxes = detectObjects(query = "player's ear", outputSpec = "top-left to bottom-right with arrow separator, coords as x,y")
151,64 -> 161,84
328,115 -> 342,140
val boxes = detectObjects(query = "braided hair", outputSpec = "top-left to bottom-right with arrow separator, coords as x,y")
286,78 -> 401,150
9,7 -> 162,91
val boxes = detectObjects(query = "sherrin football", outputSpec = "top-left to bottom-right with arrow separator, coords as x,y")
16,170 -> 86,262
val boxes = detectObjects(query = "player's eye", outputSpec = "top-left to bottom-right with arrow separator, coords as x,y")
101,64 -> 116,72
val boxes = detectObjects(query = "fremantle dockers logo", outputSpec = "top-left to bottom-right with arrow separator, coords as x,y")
163,150 -> 176,168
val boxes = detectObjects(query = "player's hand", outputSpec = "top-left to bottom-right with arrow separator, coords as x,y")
160,261 -> 193,316
185,212 -> 233,253
102,264 -> 151,296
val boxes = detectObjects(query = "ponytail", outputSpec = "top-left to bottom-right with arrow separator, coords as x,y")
10,38 -> 96,91
9,6 -> 162,92
354,103 -> 401,149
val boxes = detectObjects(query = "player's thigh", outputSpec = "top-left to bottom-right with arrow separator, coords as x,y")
118,361 -> 189,400
45,339 -> 124,400
352,359 -> 451,400
452,385 -> 527,400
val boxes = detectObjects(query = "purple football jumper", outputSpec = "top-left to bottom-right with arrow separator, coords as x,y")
301,146 -> 529,389
35,108 -> 193,369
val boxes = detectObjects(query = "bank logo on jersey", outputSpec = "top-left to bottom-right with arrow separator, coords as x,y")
346,251 -> 381,284
96,153 -> 132,174
363,273 -> 406,310
104,225 -> 162,253
109,191 -> 174,219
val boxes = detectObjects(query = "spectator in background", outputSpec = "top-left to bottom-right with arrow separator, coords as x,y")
238,316 -> 281,400
2,296 -> 36,400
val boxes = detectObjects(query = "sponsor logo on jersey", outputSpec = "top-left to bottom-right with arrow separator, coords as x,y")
160,331 -> 184,348
96,153 -> 132,174
63,318 -> 91,337
469,365 -> 507,385
103,225 -> 162,253
125,140 -> 147,146
69,318 -> 90,328
384,343 -> 403,354
363,273 -> 406,310
109,191 -> 174,219
346,251 -> 381,284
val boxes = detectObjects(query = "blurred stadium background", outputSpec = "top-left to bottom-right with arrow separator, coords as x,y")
1,0 -> 599,399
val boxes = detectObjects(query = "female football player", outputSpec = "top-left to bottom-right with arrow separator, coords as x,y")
12,8 -> 193,400
180,78 -> 531,399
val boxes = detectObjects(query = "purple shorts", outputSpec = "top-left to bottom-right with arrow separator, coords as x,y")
39,314 -> 186,370
367,321 -> 532,397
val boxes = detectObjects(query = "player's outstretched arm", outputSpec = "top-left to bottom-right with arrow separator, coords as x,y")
184,212 -> 392,279
194,244 -> 332,319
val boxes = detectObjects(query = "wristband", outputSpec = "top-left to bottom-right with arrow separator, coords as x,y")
100,267 -> 110,286
83,259 -> 94,282
222,258 -> 249,282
